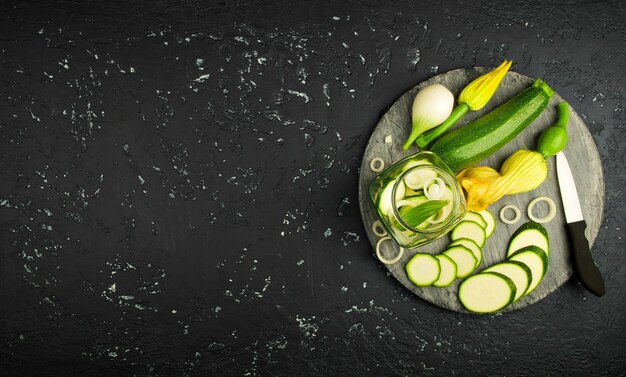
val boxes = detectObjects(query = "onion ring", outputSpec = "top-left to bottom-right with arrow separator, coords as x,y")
527,196 -> 557,224
423,177 -> 445,199
500,204 -> 521,224
370,157 -> 385,172
371,220 -> 388,237
375,236 -> 404,264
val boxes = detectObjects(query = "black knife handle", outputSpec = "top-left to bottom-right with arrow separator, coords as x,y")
566,220 -> 606,296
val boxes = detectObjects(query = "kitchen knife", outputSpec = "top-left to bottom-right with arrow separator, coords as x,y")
555,152 -> 605,296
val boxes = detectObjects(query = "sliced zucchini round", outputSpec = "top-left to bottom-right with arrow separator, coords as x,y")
506,221 -> 549,257
449,238 -> 482,268
451,220 -> 486,248
462,211 -> 487,228
508,245 -> 548,296
433,254 -> 458,288
406,253 -> 440,287
459,272 -> 517,313
443,245 -> 477,278
483,261 -> 532,301
477,209 -> 496,238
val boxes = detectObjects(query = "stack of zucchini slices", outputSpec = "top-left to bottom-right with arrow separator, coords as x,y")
458,222 -> 549,313
405,210 -> 495,287
405,212 -> 550,314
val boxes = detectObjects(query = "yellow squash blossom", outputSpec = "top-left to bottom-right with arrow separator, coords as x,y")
459,60 -> 513,110
457,150 -> 547,212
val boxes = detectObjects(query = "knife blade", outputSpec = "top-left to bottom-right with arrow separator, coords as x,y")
556,152 -> 605,296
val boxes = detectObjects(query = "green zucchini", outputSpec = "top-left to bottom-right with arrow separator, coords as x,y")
429,79 -> 554,173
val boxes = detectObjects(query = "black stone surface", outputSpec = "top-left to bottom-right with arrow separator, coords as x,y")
1,1 -> 624,376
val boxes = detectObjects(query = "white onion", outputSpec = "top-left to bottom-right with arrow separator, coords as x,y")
402,83 -> 454,150
412,84 -> 455,125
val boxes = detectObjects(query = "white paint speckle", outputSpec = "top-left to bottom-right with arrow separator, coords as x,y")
286,89 -> 312,103
194,73 -> 211,83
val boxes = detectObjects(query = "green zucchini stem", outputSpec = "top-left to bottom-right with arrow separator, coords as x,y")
554,101 -> 569,129
536,101 -> 569,159
532,78 -> 554,98
415,103 -> 469,149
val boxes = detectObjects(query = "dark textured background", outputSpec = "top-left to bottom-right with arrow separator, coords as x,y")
1,1 -> 624,376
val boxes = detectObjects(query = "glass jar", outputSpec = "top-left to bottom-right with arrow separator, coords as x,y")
368,151 -> 467,249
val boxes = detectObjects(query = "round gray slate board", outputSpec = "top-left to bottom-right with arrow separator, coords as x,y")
358,68 -> 605,314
